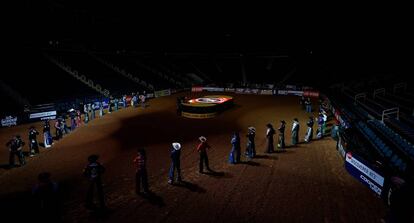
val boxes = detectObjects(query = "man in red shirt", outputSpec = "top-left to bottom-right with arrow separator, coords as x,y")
197,136 -> 212,173
133,148 -> 149,195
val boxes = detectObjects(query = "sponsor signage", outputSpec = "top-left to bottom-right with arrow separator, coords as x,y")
303,91 -> 320,98
29,111 -> 57,120
287,90 -> 304,96
1,116 -> 18,127
260,89 -> 273,95
277,90 -> 288,95
235,88 -> 246,94
146,93 -> 154,98
203,87 -> 225,92
182,112 -> 217,119
155,89 -> 171,97
286,85 -> 297,90
191,86 -> 203,92
225,88 -> 235,92
345,152 -> 384,196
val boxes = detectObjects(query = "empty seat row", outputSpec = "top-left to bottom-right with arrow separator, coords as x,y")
370,120 -> 414,158
356,122 -> 407,171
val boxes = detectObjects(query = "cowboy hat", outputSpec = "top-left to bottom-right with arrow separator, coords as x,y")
87,154 -> 99,162
199,136 -> 207,142
248,126 -> 256,132
172,142 -> 181,150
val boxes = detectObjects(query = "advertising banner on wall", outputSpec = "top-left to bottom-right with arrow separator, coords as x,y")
191,86 -> 203,92
277,90 -> 288,95
203,87 -> 225,92
345,152 -> 385,196
225,88 -> 235,92
303,91 -> 320,98
260,89 -> 273,95
1,116 -> 18,127
155,89 -> 171,98
29,111 -> 57,121
287,90 -> 304,96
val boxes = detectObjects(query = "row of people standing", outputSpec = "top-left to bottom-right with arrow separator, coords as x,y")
229,116 -> 319,161
264,119 -> 301,153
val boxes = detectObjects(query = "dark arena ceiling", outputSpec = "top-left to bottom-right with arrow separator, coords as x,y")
15,2 -> 413,84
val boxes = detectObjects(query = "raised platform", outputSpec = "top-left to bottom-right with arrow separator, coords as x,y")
181,95 -> 234,119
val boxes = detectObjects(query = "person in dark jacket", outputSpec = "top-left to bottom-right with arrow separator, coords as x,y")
245,127 -> 256,158
134,148 -> 149,195
29,126 -> 40,156
32,172 -> 60,221
70,110 -> 77,131
300,96 -> 305,110
43,120 -> 53,148
387,177 -> 412,223
278,120 -> 286,149
228,132 -> 241,164
291,118 -> 300,145
197,136 -> 212,173
114,98 -> 119,111
168,143 -> 182,185
83,154 -> 106,210
305,97 -> 312,113
265,123 -> 275,153
54,119 -> 62,140
6,135 -> 26,167
304,116 -> 314,143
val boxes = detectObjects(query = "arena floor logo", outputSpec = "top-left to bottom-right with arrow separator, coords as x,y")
189,97 -> 229,104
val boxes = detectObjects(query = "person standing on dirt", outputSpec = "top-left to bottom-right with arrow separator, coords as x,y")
291,118 -> 300,145
61,114 -> 70,135
84,104 -> 89,124
54,118 -> 62,140
197,136 -> 212,173
168,142 -> 182,185
89,103 -> 95,120
108,98 -> 112,114
32,172 -> 60,221
139,92 -> 146,108
265,123 -> 275,153
304,116 -> 314,143
99,101 -> 104,117
6,135 -> 26,167
316,112 -> 324,139
83,154 -> 106,210
305,97 -> 312,113
228,132 -> 241,164
28,126 -> 40,156
246,127 -> 256,158
134,148 -> 149,195
70,110 -> 76,131
114,98 -> 119,111
43,120 -> 53,148
132,93 -> 137,108
300,96 -> 305,110
386,177 -> 412,223
176,97 -> 183,116
122,95 -> 127,108
76,110 -> 82,127
277,120 -> 286,149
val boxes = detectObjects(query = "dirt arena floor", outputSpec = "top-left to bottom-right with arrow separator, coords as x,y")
0,93 -> 386,222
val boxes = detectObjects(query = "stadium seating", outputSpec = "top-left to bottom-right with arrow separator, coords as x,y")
368,120 -> 414,160
356,121 -> 407,172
